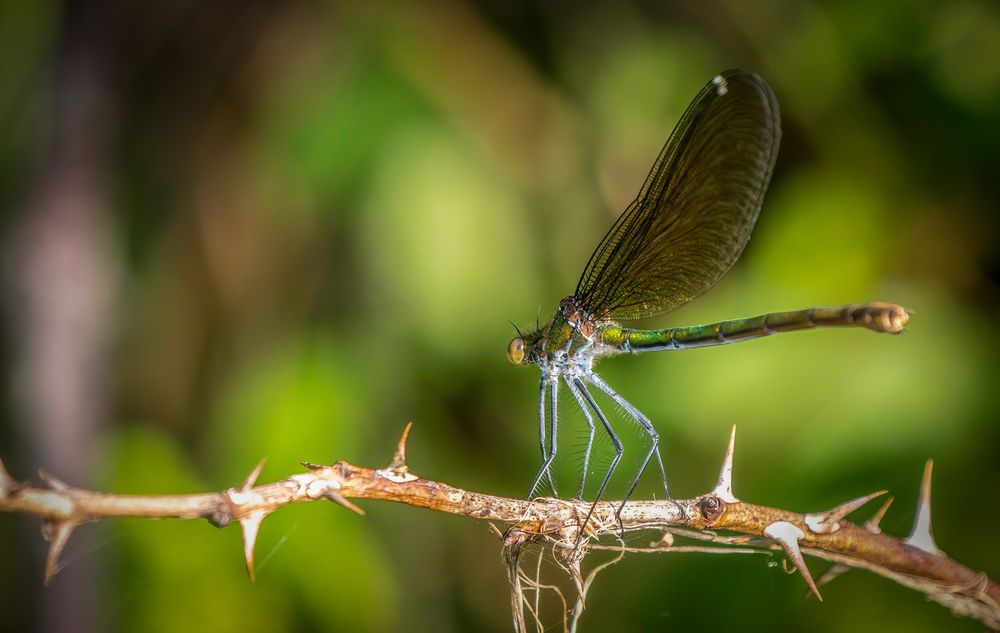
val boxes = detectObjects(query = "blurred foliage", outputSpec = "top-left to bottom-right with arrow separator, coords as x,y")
1,0 -> 999,631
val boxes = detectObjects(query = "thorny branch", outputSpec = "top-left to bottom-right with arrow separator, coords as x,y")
1,423 -> 997,630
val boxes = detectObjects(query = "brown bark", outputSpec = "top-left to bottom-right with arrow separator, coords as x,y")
1,425 -> 996,630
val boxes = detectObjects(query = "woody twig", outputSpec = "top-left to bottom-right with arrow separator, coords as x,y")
1,423 -> 996,629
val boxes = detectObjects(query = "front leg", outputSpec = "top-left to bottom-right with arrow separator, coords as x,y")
528,369 -> 559,498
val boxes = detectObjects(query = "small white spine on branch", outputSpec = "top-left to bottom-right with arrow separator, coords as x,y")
1,426 -> 996,630
43,519 -> 80,585
38,470 -> 70,491
764,520 -> 821,601
864,496 -> 894,534
906,459 -> 941,555
712,425 -> 739,503
804,490 -> 888,535
377,422 -> 418,484
231,459 -> 268,581
34,470 -> 81,585
799,490 -> 889,594
240,510 -> 267,581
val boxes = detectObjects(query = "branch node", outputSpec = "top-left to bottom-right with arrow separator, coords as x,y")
38,470 -> 71,492
804,490 -> 887,534
711,425 -> 739,503
865,496 -> 894,534
906,459 -> 942,555
42,519 -> 79,585
240,509 -> 268,581
208,501 -> 233,529
764,520 -> 822,601
220,462 -> 269,528
697,495 -> 726,523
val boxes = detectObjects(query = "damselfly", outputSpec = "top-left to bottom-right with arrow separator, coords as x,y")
507,69 -> 908,528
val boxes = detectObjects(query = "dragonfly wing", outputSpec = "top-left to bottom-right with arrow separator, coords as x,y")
575,69 -> 781,321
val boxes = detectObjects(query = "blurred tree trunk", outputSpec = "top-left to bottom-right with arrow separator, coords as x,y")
3,1 -> 119,630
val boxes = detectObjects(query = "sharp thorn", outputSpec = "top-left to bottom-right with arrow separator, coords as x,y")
390,422 -> 414,470
865,496 -> 894,534
813,563 -> 850,593
43,520 -> 78,585
711,426 -> 739,503
242,458 -> 267,492
906,459 -> 941,554
764,521 -> 822,601
38,470 -> 70,491
327,490 -> 365,516
804,490 -> 887,534
240,510 -> 268,582
300,461 -> 323,471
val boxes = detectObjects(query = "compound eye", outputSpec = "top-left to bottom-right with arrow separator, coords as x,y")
506,337 -> 525,365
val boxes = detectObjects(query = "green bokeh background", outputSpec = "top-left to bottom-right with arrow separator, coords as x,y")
1,1 -> 998,631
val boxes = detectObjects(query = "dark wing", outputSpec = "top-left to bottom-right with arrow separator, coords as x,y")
574,69 -> 781,321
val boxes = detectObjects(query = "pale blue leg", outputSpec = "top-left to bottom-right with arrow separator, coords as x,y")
528,371 -> 559,498
586,372 -> 669,513
571,377 -> 623,539
565,375 -> 595,499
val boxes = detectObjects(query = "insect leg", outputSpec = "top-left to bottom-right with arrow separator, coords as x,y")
571,377 -> 623,540
586,372 -> 671,516
564,374 -> 595,499
528,370 -> 559,498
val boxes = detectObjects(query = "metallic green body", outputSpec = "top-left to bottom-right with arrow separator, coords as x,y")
600,304 -> 906,353
523,302 -> 908,364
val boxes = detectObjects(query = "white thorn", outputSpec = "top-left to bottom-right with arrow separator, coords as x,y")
764,521 -> 821,601
906,459 -> 941,554
712,426 -> 739,503
242,459 -> 267,492
240,509 -> 267,581
804,490 -> 887,534
390,422 -> 413,469
38,470 -> 70,491
43,520 -> 78,585
864,496 -> 894,534
327,490 -> 365,516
